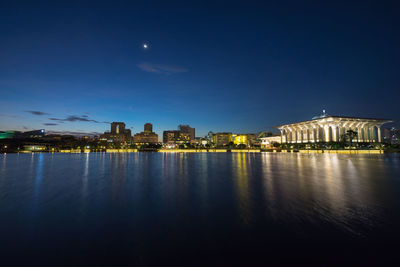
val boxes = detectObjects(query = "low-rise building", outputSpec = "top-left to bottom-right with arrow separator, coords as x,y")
212,132 -> 232,147
260,135 -> 281,148
163,130 -> 191,144
232,133 -> 258,147
383,127 -> 399,144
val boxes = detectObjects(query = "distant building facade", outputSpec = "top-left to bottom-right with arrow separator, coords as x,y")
277,112 -> 392,144
100,122 -> 132,143
133,123 -> 159,144
209,132 -> 257,147
178,125 -> 195,142
232,133 -> 257,147
383,127 -> 399,144
212,132 -> 232,146
163,130 -> 190,144
162,125 -> 195,145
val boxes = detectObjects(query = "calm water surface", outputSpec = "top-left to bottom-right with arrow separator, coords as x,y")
1,152 -> 400,266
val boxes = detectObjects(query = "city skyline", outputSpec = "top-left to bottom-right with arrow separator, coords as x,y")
1,1 -> 400,137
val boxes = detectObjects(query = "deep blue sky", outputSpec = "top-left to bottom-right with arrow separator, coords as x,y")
1,0 -> 399,137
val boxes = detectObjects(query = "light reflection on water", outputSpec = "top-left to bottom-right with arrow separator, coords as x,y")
259,153 -> 385,236
0,152 -> 400,265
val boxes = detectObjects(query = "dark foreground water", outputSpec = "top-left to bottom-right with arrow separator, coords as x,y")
1,152 -> 400,266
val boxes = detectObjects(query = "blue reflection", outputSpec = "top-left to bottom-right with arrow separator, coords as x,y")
34,153 -> 44,198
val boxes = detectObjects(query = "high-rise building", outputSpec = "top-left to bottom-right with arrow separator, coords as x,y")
144,123 -> 153,133
178,125 -> 195,141
111,122 -> 125,135
100,122 -> 132,143
133,123 -> 159,144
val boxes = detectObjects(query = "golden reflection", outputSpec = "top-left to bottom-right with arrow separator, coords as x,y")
234,152 -> 251,225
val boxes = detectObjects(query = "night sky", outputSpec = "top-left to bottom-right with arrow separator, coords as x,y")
1,1 -> 399,137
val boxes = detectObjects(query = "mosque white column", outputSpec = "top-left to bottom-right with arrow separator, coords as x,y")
358,127 -> 362,142
371,126 -> 376,142
290,129 -> 294,143
338,125 -> 343,142
360,123 -> 365,142
332,126 -> 338,142
368,125 -> 374,142
377,126 -> 382,143
314,126 -> 318,142
363,125 -> 367,142
342,126 -> 347,140
299,128 -> 304,143
297,129 -> 300,143
324,125 -> 330,142
284,129 -> 288,143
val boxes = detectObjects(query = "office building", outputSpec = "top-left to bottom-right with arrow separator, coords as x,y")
178,125 -> 195,141
100,122 -> 132,143
163,130 -> 191,144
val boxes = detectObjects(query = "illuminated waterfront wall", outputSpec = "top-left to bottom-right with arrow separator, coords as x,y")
232,134 -> 247,145
277,115 -> 392,144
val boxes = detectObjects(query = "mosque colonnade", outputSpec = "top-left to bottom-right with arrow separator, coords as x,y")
277,116 -> 391,144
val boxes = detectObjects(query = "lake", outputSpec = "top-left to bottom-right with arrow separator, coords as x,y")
1,152 -> 400,266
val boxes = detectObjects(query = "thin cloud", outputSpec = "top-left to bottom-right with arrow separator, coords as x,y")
137,62 -> 188,75
43,123 -> 58,126
48,115 -> 109,124
25,110 -> 50,116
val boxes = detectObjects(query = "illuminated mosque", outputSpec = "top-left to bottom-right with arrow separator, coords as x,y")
277,111 -> 392,144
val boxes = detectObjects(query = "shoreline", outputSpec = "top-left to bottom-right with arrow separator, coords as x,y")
1,149 -> 396,154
